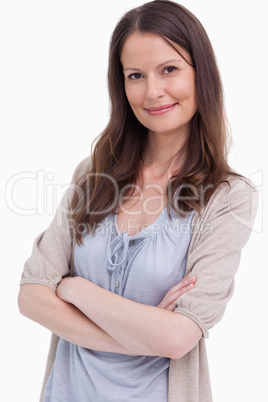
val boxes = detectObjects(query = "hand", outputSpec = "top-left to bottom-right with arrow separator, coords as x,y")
157,274 -> 196,311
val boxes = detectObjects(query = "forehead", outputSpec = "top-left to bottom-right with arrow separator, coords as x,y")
120,31 -> 190,66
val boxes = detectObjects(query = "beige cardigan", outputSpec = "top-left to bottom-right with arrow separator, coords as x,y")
20,157 -> 259,402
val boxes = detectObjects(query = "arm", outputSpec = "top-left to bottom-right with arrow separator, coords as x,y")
19,156 -> 198,357
18,275 -> 196,355
56,275 -> 201,359
54,178 -> 258,359
18,157 -> 123,352
174,177 -> 259,337
18,284 -> 132,354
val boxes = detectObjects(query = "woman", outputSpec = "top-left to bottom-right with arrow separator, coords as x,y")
18,1 -> 258,401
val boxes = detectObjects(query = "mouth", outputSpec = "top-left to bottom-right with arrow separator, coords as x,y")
145,103 -> 178,116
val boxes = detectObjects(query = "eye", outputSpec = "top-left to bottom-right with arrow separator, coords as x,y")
163,66 -> 178,74
128,73 -> 143,80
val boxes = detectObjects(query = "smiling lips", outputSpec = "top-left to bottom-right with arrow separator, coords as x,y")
145,103 -> 178,116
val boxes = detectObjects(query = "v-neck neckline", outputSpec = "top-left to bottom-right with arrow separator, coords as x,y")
114,204 -> 168,239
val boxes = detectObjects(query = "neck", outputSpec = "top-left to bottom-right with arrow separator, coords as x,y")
142,130 -> 188,177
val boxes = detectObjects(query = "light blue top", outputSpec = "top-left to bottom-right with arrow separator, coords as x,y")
44,206 -> 194,402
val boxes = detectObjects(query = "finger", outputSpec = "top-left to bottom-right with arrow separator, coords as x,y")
158,281 -> 194,308
157,277 -> 196,309
165,304 -> 175,312
177,275 -> 196,289
167,276 -> 196,296
166,282 -> 195,306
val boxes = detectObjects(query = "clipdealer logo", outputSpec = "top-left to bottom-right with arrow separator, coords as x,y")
5,170 -> 69,216
5,169 -> 263,233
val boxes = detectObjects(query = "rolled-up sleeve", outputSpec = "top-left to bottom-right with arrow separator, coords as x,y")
20,156 -> 91,292
174,177 -> 259,338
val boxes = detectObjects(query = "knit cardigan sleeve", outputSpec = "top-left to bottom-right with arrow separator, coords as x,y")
174,176 -> 259,338
20,156 -> 91,291
20,157 -> 92,402
168,176 -> 258,402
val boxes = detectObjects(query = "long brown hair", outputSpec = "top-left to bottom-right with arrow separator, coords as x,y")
71,0 -> 235,243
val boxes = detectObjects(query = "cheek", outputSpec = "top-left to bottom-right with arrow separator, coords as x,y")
169,71 -> 196,102
170,81 -> 194,101
125,84 -> 144,108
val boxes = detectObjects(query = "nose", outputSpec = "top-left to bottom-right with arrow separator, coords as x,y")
146,74 -> 164,101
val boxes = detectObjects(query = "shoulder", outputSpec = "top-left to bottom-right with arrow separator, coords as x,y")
71,155 -> 92,184
215,174 -> 258,201
199,174 -> 258,221
191,174 -> 259,243
214,175 -> 258,218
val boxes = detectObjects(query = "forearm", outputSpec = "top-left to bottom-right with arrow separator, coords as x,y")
62,277 -> 200,359
18,284 -> 135,355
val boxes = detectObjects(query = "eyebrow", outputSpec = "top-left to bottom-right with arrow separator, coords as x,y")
123,58 -> 183,72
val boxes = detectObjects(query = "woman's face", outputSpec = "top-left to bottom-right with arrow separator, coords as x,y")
121,31 -> 197,139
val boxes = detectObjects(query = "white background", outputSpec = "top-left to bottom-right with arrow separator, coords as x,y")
1,1 -> 267,401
